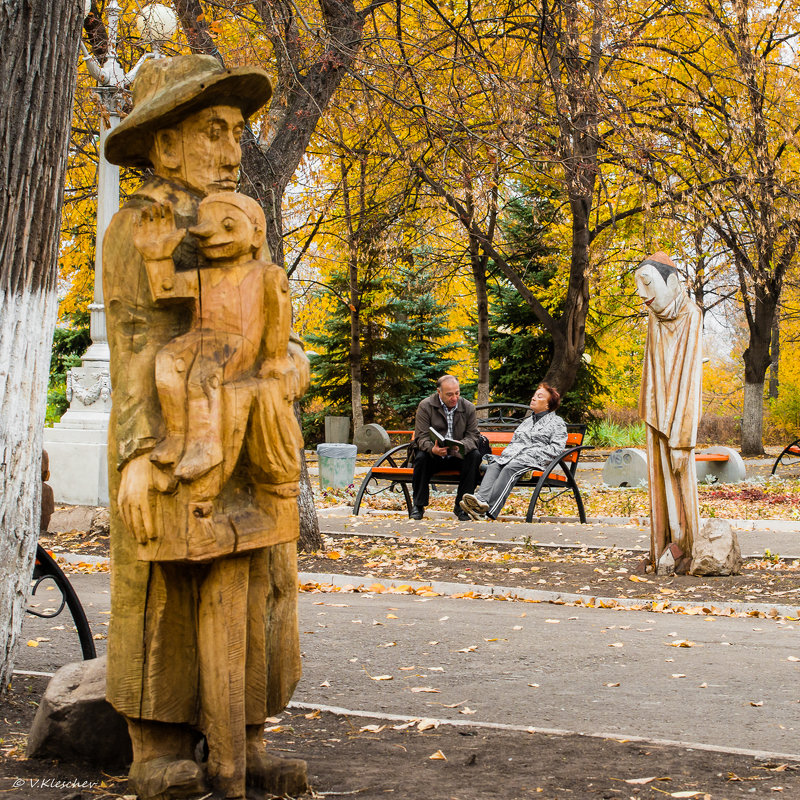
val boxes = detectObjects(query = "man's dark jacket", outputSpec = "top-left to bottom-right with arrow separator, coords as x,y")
412,393 -> 480,457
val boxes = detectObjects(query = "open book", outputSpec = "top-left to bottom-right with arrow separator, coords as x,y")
428,427 -> 466,455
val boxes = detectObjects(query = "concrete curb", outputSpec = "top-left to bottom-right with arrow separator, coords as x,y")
287,700 -> 800,763
319,505 -> 800,532
299,571 -> 800,619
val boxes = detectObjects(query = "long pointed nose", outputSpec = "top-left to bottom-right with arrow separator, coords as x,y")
189,220 -> 215,239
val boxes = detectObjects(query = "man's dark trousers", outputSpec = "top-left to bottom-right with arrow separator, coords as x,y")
411,449 -> 482,513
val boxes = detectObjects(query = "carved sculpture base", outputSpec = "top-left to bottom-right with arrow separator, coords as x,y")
43,364 -> 111,505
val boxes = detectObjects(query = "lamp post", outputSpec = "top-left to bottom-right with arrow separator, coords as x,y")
45,1 -> 177,505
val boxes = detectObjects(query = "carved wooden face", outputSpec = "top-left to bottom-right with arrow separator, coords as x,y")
635,263 -> 682,315
191,200 -> 257,262
166,105 -> 246,194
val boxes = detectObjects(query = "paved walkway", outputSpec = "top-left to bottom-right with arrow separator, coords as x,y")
318,508 -> 800,559
19,571 -> 800,760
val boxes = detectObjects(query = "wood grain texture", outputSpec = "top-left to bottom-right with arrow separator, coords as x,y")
103,55 -> 309,797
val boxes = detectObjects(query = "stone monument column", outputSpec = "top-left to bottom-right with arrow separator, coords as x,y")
43,2 -> 176,506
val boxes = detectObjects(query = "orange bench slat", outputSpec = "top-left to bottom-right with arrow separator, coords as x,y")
694,454 -> 730,462
370,467 -> 567,483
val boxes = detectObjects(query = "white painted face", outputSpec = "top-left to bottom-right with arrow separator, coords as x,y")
635,263 -> 682,315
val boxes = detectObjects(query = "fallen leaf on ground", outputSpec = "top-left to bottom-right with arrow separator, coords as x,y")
360,724 -> 385,733
625,776 -> 657,785
670,640 -> 697,647
411,687 -> 440,693
604,682 -> 621,687
457,645 -> 478,652
429,750 -> 447,760
750,700 -> 764,706
417,719 -> 439,731
371,675 -> 393,681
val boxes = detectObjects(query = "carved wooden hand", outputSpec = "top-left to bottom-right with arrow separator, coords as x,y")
118,454 -> 156,544
133,202 -> 186,262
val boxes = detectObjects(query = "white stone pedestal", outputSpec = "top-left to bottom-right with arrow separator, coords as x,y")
43,362 -> 111,506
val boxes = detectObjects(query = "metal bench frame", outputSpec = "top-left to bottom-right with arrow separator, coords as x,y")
353,417 -> 590,523
771,437 -> 800,477
27,544 -> 96,660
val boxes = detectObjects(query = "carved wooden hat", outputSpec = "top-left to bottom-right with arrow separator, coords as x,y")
104,54 -> 272,168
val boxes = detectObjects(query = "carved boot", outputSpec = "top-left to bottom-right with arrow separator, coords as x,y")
128,756 -> 206,800
246,725 -> 308,796
125,719 -> 206,800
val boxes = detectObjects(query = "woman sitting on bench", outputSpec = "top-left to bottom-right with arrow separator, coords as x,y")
460,384 -> 567,520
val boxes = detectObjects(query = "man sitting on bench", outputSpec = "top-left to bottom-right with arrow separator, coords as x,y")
460,383 -> 567,520
410,375 -> 482,521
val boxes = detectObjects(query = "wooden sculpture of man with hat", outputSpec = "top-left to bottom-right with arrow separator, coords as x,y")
102,54 -> 309,799
635,251 -> 703,574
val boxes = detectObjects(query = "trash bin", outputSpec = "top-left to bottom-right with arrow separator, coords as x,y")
317,443 -> 358,490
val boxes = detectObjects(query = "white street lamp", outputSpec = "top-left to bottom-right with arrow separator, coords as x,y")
45,2 -> 177,506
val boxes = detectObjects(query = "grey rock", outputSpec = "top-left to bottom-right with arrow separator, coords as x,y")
27,655 -> 131,765
690,518 -> 743,576
353,423 -> 391,454
89,507 -> 110,536
47,505 -> 97,534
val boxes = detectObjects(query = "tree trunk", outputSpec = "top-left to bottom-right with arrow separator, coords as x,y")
0,1 -> 83,691
768,313 -> 780,400
469,235 -> 490,409
742,381 -> 765,457
234,0 -> 367,548
741,330 -> 772,456
294,403 -> 322,552
740,282 -> 777,455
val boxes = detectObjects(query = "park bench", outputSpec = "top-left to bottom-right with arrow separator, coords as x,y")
353,405 -> 590,523
771,436 -> 800,477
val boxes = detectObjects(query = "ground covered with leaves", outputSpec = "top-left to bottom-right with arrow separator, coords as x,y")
2,677 -> 799,800
298,536 -> 800,610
